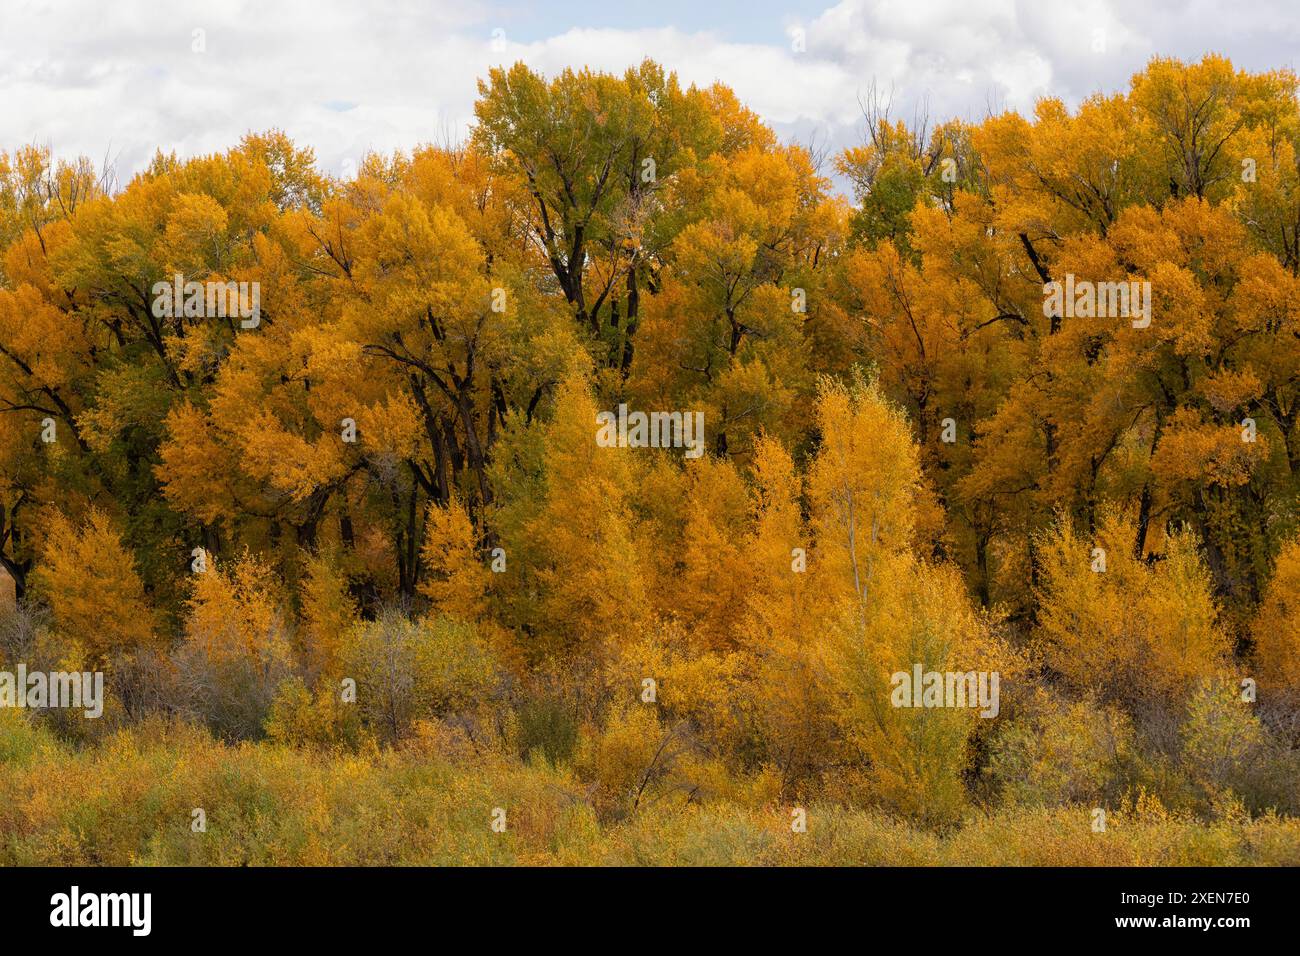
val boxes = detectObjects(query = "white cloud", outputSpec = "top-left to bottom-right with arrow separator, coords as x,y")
2,0 -> 1296,193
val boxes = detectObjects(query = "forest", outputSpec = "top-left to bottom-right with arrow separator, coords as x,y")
1,54 -> 1299,865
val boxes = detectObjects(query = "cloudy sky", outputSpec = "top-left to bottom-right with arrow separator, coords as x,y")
3,0 -> 1298,191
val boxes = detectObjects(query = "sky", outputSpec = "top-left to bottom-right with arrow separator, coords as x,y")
3,0 -> 1298,191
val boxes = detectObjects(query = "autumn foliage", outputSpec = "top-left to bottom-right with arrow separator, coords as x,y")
2,54 -> 1300,862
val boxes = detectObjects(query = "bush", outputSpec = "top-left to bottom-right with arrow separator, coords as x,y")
515,695 -> 579,766
575,705 -> 703,820
177,555 -> 294,741
1,716 -> 1297,866
339,611 -> 500,743
264,676 -> 364,750
988,689 -> 1134,807
1181,680 -> 1300,815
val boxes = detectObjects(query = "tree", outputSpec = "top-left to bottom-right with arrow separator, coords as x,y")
1253,535 -> 1300,690
178,552 -> 294,740
29,508 -> 157,664
1035,511 -> 1229,712
474,60 -> 720,370
420,494 -> 490,622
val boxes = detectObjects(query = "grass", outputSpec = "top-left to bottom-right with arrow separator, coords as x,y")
1,710 -> 1297,866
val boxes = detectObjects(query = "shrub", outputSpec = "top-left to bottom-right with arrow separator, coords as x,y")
177,554 -> 294,740
988,689 -> 1134,807
515,695 -> 579,766
1181,680 -> 1300,815
339,611 -> 499,743
28,508 -> 159,662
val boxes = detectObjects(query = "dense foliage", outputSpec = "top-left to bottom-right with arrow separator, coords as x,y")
2,54 -> 1299,861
